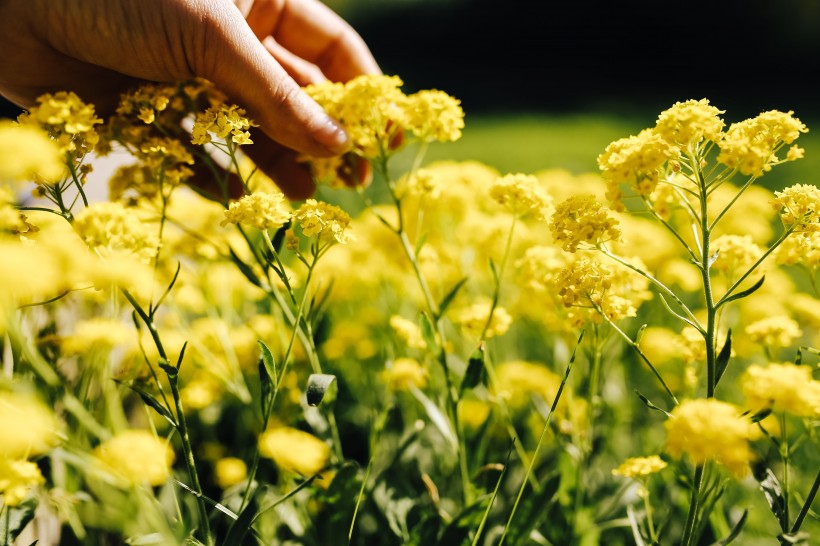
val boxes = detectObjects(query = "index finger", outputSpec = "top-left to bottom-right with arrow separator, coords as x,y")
245,0 -> 381,82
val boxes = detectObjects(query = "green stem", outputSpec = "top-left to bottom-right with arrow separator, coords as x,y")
680,464 -> 705,546
644,487 -> 657,543
791,466 -> 820,534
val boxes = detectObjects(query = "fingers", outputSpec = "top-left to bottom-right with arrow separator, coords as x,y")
261,36 -> 326,87
189,1 -> 350,160
246,0 -> 381,82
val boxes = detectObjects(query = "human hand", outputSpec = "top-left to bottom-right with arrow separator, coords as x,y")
0,0 -> 380,198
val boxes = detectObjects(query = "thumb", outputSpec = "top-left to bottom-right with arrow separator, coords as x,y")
186,1 -> 350,158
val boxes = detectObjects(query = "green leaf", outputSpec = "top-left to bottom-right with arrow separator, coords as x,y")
715,329 -> 732,387
258,340 -> 277,409
306,373 -> 337,407
503,473 -> 561,546
437,276 -> 468,319
436,495 -> 491,546
222,486 -> 262,546
460,344 -> 486,395
420,311 -> 438,351
754,465 -> 788,531
415,232 -> 428,255
121,382 -> 177,428
721,276 -> 765,307
626,504 -> 648,546
471,442 -> 514,546
271,221 -> 291,253
0,498 -> 38,546
634,390 -> 671,417
410,386 -> 457,451
709,509 -> 748,546
228,246 -> 262,288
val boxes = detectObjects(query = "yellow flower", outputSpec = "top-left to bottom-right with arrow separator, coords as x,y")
771,183 -> 820,232
191,104 -> 256,145
383,358 -> 428,391
549,194 -> 621,252
221,191 -> 291,231
0,120 -> 65,183
637,327 -> 681,367
389,315 -> 427,350
94,430 -> 175,487
214,457 -> 248,489
73,202 -> 160,263
61,318 -> 134,355
292,199 -> 353,244
0,458 -> 45,506
711,234 -> 764,279
403,89 -> 465,142
458,398 -> 492,431
676,326 -> 706,364
0,239 -> 62,305
745,315 -> 802,349
664,398 -> 757,477
0,391 -> 60,459
612,455 -> 668,479
18,91 -> 102,155
597,128 -> 678,209
258,427 -> 330,476
776,231 -> 820,267
654,99 -> 725,146
717,110 -> 808,176
741,363 -> 820,418
489,173 -> 552,220
494,360 -> 565,412
452,302 -> 512,339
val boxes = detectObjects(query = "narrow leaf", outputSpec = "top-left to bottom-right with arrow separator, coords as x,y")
306,373 -> 337,407
410,386 -> 457,450
419,311 -> 437,351
635,390 -> 671,417
258,340 -> 277,388
228,246 -> 262,288
460,344 -> 486,395
471,442 -> 514,546
709,509 -> 748,546
754,466 -> 788,531
414,232 -> 428,255
437,276 -> 468,319
626,504 -> 648,546
271,221 -> 290,253
222,487 -> 262,546
721,276 -> 765,307
0,498 -> 38,545
715,329 -> 732,387
121,382 -> 177,428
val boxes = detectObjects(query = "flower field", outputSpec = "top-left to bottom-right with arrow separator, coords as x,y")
0,77 -> 819,546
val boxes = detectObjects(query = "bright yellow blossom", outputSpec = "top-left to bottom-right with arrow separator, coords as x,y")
73,202 -> 160,263
0,391 -> 60,459
654,99 -> 725,146
384,358 -> 428,391
18,91 -> 102,155
550,194 -> 621,252
0,458 -> 45,506
403,89 -> 465,142
771,183 -> 820,232
94,430 -> 175,487
612,455 -> 667,479
664,398 -> 757,477
258,427 -> 330,476
0,120 -> 65,183
191,104 -> 256,145
741,363 -> 820,418
745,315 -> 802,349
221,191 -> 291,231
292,199 -> 353,244
214,457 -> 248,489
717,110 -> 808,176
452,302 -> 512,339
489,173 -> 552,220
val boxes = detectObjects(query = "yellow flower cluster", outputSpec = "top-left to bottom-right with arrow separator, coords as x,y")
452,302 -> 512,339
654,99 -> 725,146
94,430 -> 175,487
550,194 -> 621,252
214,457 -> 247,489
711,234 -> 764,278
493,360 -> 564,412
221,191 -> 291,231
612,455 -> 667,479
597,129 -> 678,208
776,231 -> 820,267
716,110 -> 807,176
403,89 -> 466,143
771,183 -> 820,232
258,427 -> 330,476
0,120 -> 65,183
741,362 -> 820,418
73,202 -> 160,263
745,315 -> 803,349
0,458 -> 45,507
191,104 -> 256,146
389,315 -> 427,350
61,318 -> 134,355
18,91 -> 102,155
292,199 -> 353,244
664,398 -> 757,476
489,173 -> 552,220
384,357 -> 428,391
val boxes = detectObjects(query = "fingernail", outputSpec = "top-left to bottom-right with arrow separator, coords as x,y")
315,116 -> 351,155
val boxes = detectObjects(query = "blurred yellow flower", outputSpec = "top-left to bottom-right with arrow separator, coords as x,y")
664,399 -> 757,477
489,173 -> 552,220
0,391 -> 60,459
61,318 -> 134,355
384,358 -> 428,391
94,430 -> 175,487
258,427 -> 330,476
389,315 -> 427,350
452,302 -> 512,339
214,457 -> 247,489
73,202 -> 160,263
745,315 -> 802,349
0,120 -> 65,183
612,455 -> 667,479
494,360 -> 564,412
741,363 -> 820,418
0,458 -> 45,506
